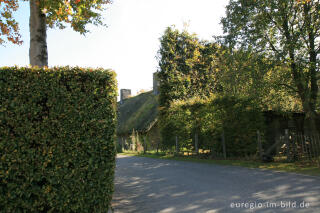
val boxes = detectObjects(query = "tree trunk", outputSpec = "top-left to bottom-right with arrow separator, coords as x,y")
304,3 -> 319,137
257,130 -> 263,160
143,136 -> 147,154
221,130 -> 226,159
29,0 -> 48,67
194,132 -> 199,155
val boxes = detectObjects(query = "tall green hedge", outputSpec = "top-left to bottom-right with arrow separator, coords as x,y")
0,67 -> 117,212
208,95 -> 265,157
160,95 -> 265,157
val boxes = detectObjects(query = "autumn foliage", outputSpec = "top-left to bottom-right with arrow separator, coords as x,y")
0,0 -> 112,45
0,0 -> 22,44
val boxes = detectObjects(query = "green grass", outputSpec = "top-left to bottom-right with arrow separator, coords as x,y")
120,151 -> 320,177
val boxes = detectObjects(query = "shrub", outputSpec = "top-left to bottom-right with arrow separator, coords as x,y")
0,66 -> 117,212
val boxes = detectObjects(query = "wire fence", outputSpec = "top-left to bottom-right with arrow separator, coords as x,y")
119,129 -> 320,168
275,131 -> 320,167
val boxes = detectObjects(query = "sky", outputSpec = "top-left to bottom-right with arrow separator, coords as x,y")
0,0 -> 229,96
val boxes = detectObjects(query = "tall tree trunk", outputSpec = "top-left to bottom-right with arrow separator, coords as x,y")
29,0 -> 48,67
283,16 -> 319,137
303,3 -> 319,137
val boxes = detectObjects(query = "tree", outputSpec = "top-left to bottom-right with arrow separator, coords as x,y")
157,27 -> 221,149
221,0 -> 320,135
157,27 -> 220,109
215,46 -> 302,112
1,0 -> 111,67
0,0 -> 22,45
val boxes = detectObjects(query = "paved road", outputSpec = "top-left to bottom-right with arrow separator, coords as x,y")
112,155 -> 320,213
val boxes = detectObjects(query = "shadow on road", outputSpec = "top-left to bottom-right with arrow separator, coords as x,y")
112,155 -> 320,213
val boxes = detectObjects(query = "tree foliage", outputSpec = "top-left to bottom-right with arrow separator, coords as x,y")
157,25 -> 304,154
38,0 -> 111,34
221,0 -> 320,133
216,46 -> 303,112
157,27 -> 221,150
157,27 -> 220,109
0,0 -> 111,43
158,26 -> 302,113
0,0 -> 22,44
157,27 -> 268,154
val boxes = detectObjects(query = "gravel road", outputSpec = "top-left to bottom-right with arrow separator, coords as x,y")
112,155 -> 320,213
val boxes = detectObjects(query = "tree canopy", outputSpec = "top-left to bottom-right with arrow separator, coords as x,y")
221,0 -> 320,134
38,0 -> 111,34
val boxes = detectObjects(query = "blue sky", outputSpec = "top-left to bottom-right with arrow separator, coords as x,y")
0,0 -> 228,96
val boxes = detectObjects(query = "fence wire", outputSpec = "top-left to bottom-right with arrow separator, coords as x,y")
276,132 -> 320,166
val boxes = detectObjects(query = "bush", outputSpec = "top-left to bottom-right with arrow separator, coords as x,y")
0,67 -> 117,212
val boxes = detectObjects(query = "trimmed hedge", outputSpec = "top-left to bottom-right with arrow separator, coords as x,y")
0,67 -> 117,212
208,95 -> 265,157
160,95 -> 265,156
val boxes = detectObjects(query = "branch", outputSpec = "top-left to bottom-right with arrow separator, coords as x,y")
278,83 -> 299,93
288,0 -> 298,30
265,10 -> 285,35
316,44 -> 320,54
264,35 -> 289,62
298,23 -> 310,49
264,36 -> 279,53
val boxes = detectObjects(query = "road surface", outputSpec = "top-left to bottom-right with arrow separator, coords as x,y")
112,155 -> 320,213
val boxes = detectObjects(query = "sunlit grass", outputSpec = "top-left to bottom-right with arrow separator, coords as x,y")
120,151 -> 320,177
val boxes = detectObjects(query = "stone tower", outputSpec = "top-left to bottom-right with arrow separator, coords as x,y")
120,89 -> 131,104
153,72 -> 160,95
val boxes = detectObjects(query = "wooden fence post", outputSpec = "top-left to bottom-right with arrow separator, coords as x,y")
156,141 -> 159,154
195,132 -> 199,155
310,135 -> 318,161
143,138 -> 146,154
143,135 -> 147,154
284,129 -> 291,161
121,137 -> 124,152
257,130 -> 263,160
314,134 -> 320,167
175,135 -> 179,155
222,130 -> 226,159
